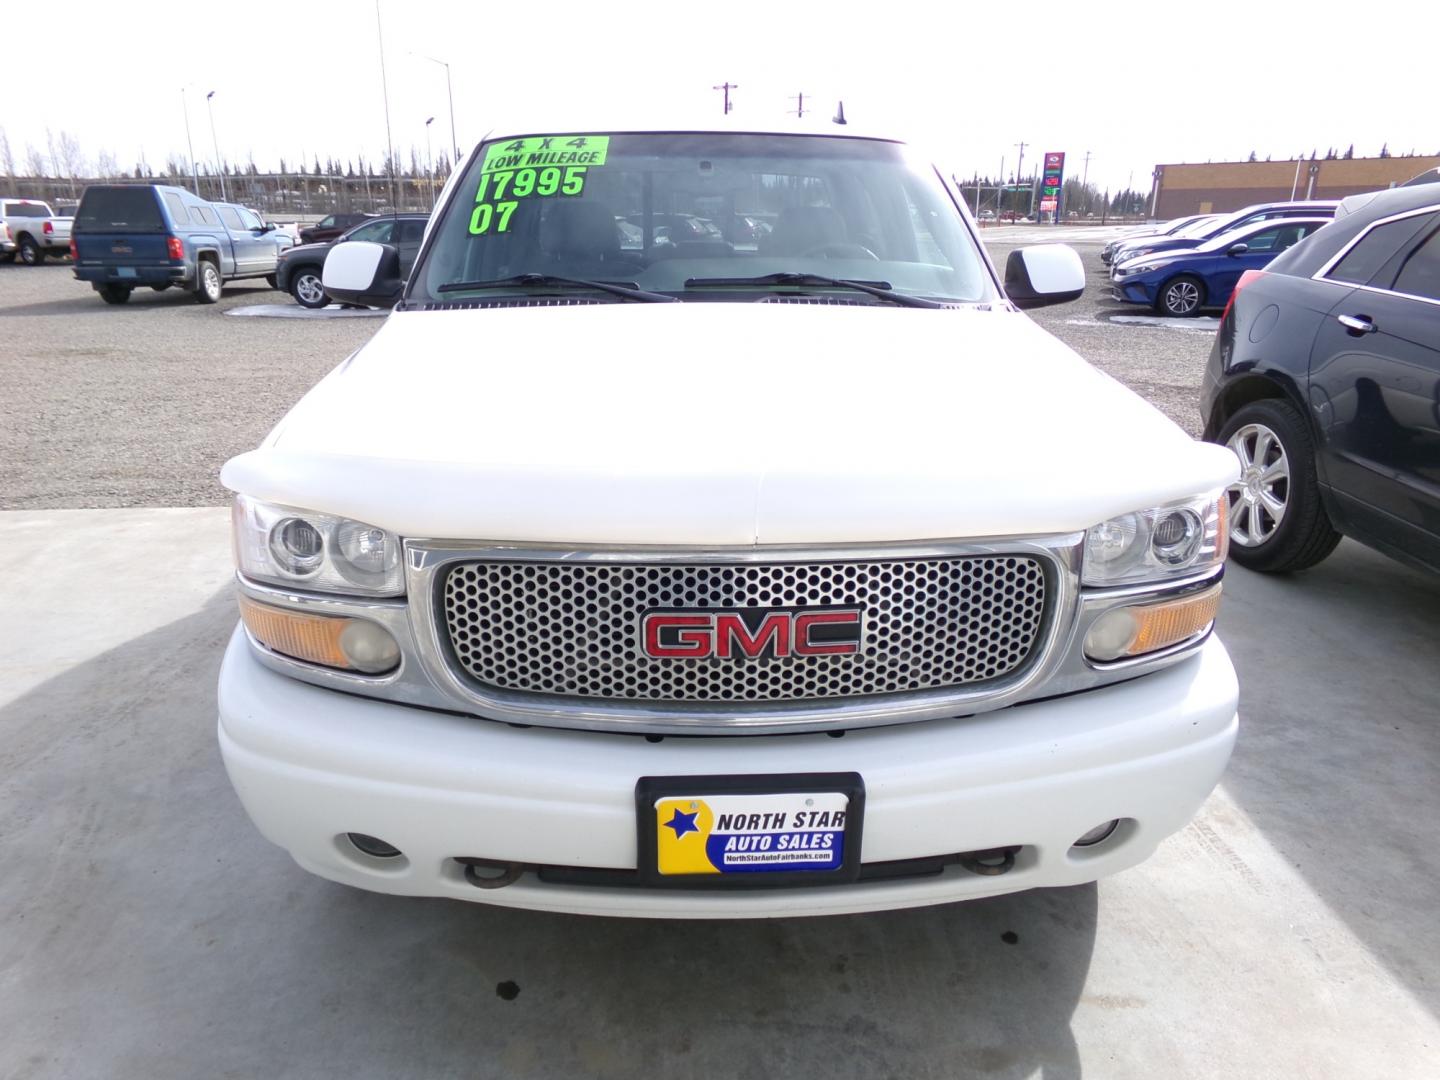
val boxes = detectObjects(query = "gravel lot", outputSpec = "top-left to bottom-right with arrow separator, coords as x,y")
1,238 -> 1213,510
1,264 -> 375,509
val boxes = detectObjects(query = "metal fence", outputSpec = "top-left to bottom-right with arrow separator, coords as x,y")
1,172 -> 447,218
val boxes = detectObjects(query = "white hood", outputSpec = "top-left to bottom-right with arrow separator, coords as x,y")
221,302 -> 1238,544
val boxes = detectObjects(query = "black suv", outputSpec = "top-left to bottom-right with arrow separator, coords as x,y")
1201,184 -> 1440,574
277,214 -> 429,308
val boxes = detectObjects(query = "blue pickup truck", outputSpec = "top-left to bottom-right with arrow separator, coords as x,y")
72,184 -> 293,305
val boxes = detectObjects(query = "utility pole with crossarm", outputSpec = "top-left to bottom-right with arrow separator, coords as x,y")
713,82 -> 738,115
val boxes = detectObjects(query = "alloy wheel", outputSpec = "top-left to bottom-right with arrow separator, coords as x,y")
1164,279 -> 1200,315
1225,422 -> 1289,546
295,272 -> 326,307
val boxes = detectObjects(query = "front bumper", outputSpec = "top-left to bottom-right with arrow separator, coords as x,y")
1110,278 -> 1155,305
218,627 -> 1239,918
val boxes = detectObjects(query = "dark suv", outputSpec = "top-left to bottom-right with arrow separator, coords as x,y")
1201,183 -> 1440,574
298,212 -> 374,245
277,214 -> 429,308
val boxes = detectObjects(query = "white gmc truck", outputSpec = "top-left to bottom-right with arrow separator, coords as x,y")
218,120 -> 1240,918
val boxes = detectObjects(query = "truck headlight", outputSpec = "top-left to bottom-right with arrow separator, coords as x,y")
1083,494 -> 1227,586
232,494 -> 405,596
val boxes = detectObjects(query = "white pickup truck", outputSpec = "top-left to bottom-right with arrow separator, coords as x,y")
217,120 -> 1240,918
1,198 -> 72,264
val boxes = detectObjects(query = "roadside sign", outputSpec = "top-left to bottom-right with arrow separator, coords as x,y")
1043,152 -> 1065,221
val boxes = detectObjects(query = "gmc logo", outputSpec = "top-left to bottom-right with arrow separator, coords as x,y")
641,608 -> 862,660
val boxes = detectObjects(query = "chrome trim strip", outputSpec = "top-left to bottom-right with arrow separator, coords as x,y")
1319,281 -> 1440,311
1310,203 -> 1440,284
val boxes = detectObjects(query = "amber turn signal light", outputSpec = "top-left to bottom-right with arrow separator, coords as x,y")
237,596 -> 400,674
1083,584 -> 1222,662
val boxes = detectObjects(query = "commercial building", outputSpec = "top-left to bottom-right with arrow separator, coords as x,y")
1150,155 -> 1440,217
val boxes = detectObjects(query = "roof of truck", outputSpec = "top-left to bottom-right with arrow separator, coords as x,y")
467,113 -> 909,152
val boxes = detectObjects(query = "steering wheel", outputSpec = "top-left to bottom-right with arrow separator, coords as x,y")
801,242 -> 880,260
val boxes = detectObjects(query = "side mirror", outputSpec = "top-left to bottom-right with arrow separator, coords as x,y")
1004,244 -> 1085,308
1227,242 -> 1249,255
323,241 -> 404,308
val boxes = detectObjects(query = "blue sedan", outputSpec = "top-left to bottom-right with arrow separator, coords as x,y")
1110,217 -> 1331,316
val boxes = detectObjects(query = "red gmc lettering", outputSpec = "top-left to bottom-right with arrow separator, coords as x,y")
794,610 -> 862,655
642,609 -> 861,659
643,614 -> 712,658
714,612 -> 790,658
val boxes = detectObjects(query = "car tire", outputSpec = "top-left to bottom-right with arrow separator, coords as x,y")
265,273 -> 278,289
99,284 -> 132,305
18,236 -> 44,266
195,259 -> 222,304
289,266 -> 328,309
1157,274 -> 1204,317
1215,399 -> 1341,573
0,252 -> 14,264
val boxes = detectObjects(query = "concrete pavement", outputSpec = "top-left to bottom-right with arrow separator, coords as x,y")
2,508 -> 1438,1078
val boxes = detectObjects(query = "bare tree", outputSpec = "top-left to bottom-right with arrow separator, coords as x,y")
58,131 -> 86,178
26,142 -> 47,176
96,149 -> 120,178
0,128 -> 14,177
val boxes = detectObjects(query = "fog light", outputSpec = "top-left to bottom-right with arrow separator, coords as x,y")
1083,584 -> 1222,662
347,833 -> 402,858
339,619 -> 401,673
1073,820 -> 1120,847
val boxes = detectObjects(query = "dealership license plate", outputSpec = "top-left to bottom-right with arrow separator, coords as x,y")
636,773 -> 864,884
114,267 -> 136,278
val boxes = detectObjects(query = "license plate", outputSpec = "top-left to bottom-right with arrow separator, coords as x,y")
114,267 -> 136,278
636,773 -> 864,886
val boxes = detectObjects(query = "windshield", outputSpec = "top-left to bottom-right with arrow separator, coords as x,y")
1165,215 -> 1211,235
412,131 -> 993,304
1195,220 -> 1321,254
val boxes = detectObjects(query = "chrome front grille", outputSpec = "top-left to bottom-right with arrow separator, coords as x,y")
441,555 -> 1048,703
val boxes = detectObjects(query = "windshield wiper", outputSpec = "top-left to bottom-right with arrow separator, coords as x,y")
437,273 -> 677,303
683,272 -> 946,308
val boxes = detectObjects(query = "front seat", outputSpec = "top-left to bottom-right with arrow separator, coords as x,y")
537,199 -> 620,272
762,205 -> 848,256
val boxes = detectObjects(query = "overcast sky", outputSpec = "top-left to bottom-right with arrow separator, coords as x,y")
5,0 -> 1434,193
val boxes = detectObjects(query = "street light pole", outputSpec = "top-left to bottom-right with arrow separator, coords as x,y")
425,117 -> 435,209
414,52 -> 459,163
180,88 -> 200,194
205,91 -> 227,201
1014,141 -> 1027,217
